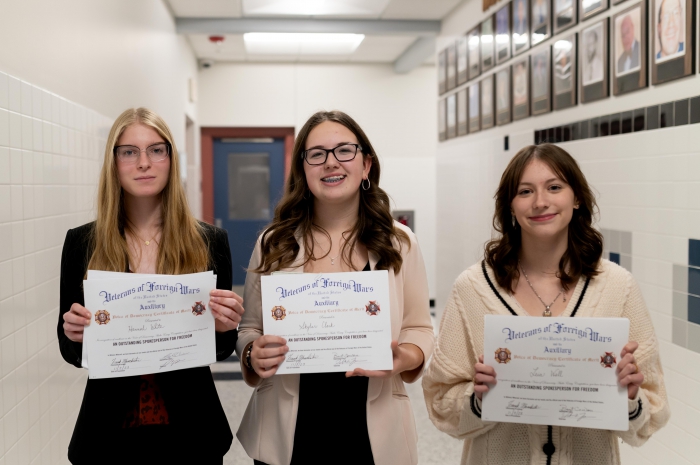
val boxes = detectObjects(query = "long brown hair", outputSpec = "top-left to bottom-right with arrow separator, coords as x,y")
88,108 -> 209,274
253,110 -> 409,273
485,144 -> 603,292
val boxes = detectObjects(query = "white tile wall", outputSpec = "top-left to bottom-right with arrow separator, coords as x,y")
0,69 -> 111,464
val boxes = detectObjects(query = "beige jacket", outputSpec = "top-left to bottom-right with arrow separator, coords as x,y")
422,260 -> 670,465
235,222 -> 435,465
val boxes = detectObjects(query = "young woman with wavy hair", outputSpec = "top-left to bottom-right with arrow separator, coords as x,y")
58,108 -> 243,464
235,111 -> 434,465
423,144 -> 669,464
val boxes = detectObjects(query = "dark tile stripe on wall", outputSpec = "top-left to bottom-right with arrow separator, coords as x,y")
535,95 -> 700,144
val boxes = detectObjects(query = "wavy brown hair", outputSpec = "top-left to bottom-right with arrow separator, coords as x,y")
88,108 -> 209,275
485,144 -> 603,293
253,111 -> 409,273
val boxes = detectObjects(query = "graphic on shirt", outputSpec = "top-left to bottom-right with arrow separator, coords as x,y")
365,301 -> 381,316
495,347 -> 512,363
94,310 -> 111,325
600,352 -> 617,368
271,305 -> 286,320
191,301 -> 206,316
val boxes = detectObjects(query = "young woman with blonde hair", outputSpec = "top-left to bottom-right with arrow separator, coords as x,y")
58,108 -> 243,464
423,144 -> 669,464
235,111 -> 434,465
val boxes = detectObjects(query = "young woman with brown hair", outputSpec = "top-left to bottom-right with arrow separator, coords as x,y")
423,144 -> 669,464
235,111 -> 434,465
58,108 -> 244,464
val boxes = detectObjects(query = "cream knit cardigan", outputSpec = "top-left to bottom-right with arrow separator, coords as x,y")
422,259 -> 670,465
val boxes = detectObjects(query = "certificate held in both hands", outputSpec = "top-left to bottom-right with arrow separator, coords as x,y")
482,315 -> 630,431
261,270 -> 393,374
82,271 -> 218,379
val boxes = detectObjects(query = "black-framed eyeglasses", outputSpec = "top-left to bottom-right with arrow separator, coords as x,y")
114,143 -> 171,164
302,143 -> 362,166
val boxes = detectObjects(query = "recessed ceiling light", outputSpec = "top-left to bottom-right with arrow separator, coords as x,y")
244,33 -> 365,55
242,0 -> 389,16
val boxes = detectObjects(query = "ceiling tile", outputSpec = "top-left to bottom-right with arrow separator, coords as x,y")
167,0 -> 242,17
380,0 -> 464,20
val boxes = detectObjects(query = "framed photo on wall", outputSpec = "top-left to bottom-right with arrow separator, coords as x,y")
613,1 -> 647,95
554,0 -> 578,33
512,57 -> 530,120
481,74 -> 495,129
457,35 -> 469,85
468,82 -> 481,133
496,3 -> 512,64
553,34 -> 577,109
512,0 -> 530,56
651,0 -> 695,84
481,16 -> 496,72
447,94 -> 457,139
580,0 -> 609,22
580,18 -> 609,103
496,67 -> 512,125
446,42 -> 457,90
457,88 -> 468,135
438,98 -> 446,141
531,48 -> 552,115
468,27 -> 481,80
532,0 -> 551,45
438,49 -> 447,94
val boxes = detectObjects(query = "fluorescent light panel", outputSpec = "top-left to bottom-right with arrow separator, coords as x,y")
242,0 -> 390,16
244,32 -> 365,55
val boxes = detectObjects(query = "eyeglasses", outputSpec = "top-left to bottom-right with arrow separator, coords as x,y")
302,143 -> 362,166
114,143 -> 170,164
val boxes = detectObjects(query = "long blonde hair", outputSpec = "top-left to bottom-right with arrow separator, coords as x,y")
88,107 -> 209,274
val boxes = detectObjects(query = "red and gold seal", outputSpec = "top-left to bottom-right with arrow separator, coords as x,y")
494,348 -> 511,364
192,301 -> 206,316
94,310 -> 110,325
600,352 -> 617,368
271,306 -> 286,320
365,301 -> 381,316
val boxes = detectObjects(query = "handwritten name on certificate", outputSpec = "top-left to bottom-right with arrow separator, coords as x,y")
261,270 -> 393,374
83,272 -> 217,379
482,315 -> 630,431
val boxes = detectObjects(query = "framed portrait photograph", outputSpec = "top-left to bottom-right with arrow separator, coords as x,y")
651,0 -> 695,84
531,48 -> 552,115
468,82 -> 481,133
447,94 -> 457,139
496,3 -> 512,64
613,2 -> 647,95
457,88 -> 468,136
438,98 -> 446,141
532,0 -> 551,45
446,42 -> 457,90
496,68 -> 512,125
457,35 -> 469,85
512,0 -> 531,56
438,49 -> 447,94
580,19 -> 609,103
481,16 -> 496,72
553,34 -> 577,109
468,27 -> 481,80
554,0 -> 578,33
580,0 -> 609,22
481,74 -> 496,129
512,57 -> 530,120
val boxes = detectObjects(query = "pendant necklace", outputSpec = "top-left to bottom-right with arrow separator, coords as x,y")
313,236 -> 341,265
130,229 -> 159,247
519,260 -> 566,317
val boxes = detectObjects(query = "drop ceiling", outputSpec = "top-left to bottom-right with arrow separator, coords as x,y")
167,0 -> 464,65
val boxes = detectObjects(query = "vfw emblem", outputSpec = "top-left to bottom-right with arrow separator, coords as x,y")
94,310 -> 110,325
192,301 -> 206,316
271,306 -> 286,320
600,352 -> 617,368
494,348 -> 511,364
365,301 -> 381,316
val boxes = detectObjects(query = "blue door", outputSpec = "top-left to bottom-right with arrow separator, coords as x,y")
213,139 -> 286,285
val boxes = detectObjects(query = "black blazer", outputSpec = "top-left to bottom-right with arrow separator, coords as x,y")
58,222 -> 237,463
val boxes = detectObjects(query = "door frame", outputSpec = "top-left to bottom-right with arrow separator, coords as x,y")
200,127 -> 295,224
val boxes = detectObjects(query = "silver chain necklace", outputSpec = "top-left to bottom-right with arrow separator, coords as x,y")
519,261 -> 566,317
313,236 -> 341,265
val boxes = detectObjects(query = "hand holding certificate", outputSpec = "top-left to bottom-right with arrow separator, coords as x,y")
481,315 -> 631,430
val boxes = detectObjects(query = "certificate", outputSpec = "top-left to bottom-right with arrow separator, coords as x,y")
82,271 -> 217,379
261,270 -> 393,374
482,315 -> 630,430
